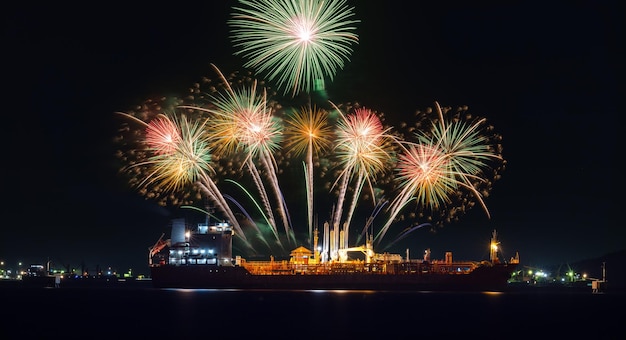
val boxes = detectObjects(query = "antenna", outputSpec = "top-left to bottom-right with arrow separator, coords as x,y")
205,199 -> 215,225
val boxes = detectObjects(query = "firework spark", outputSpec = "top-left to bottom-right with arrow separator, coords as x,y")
145,115 -> 182,155
228,0 -> 359,97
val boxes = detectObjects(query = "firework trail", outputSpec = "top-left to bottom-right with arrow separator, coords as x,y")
180,205 -> 224,223
383,222 -> 432,251
228,0 -> 359,97
220,192 -> 273,251
224,180 -> 276,241
245,159 -> 278,238
355,199 -> 388,246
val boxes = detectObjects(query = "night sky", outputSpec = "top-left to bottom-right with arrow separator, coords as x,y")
3,1 -> 622,276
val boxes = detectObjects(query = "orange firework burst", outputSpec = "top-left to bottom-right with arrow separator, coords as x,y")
283,105 -> 333,158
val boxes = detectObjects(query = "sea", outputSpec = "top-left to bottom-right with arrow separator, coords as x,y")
1,280 -> 623,339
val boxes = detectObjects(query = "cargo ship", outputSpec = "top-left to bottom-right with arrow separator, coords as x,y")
149,217 -> 520,291
20,264 -> 57,288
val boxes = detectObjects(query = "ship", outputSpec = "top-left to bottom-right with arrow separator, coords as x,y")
149,217 -> 520,291
18,264 -> 120,288
20,264 -> 57,288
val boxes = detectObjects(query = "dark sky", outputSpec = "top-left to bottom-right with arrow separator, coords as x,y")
3,1 -> 622,276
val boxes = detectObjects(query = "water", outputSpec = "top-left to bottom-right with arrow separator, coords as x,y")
1,281 -> 622,339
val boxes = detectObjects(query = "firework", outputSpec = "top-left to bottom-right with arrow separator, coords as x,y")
228,0 -> 359,97
181,65 -> 295,247
329,105 -> 397,251
283,105 -> 333,243
117,83 -> 504,257
115,97 -> 202,207
139,113 -> 213,193
115,2 -> 505,257
375,102 -> 504,246
116,108 -> 256,251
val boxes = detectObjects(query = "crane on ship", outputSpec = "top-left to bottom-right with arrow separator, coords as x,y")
149,233 -> 170,265
336,221 -> 377,263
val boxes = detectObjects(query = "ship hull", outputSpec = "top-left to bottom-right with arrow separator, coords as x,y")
150,263 -> 518,291
149,223 -> 518,292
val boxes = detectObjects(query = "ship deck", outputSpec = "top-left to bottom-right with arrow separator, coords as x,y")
240,259 -> 481,276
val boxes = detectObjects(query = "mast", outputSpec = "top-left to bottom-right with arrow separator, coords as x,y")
206,200 -> 215,225
490,229 -> 499,263
313,226 -> 319,263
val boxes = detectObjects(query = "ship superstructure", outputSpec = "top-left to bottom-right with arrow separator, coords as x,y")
150,218 -> 233,267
